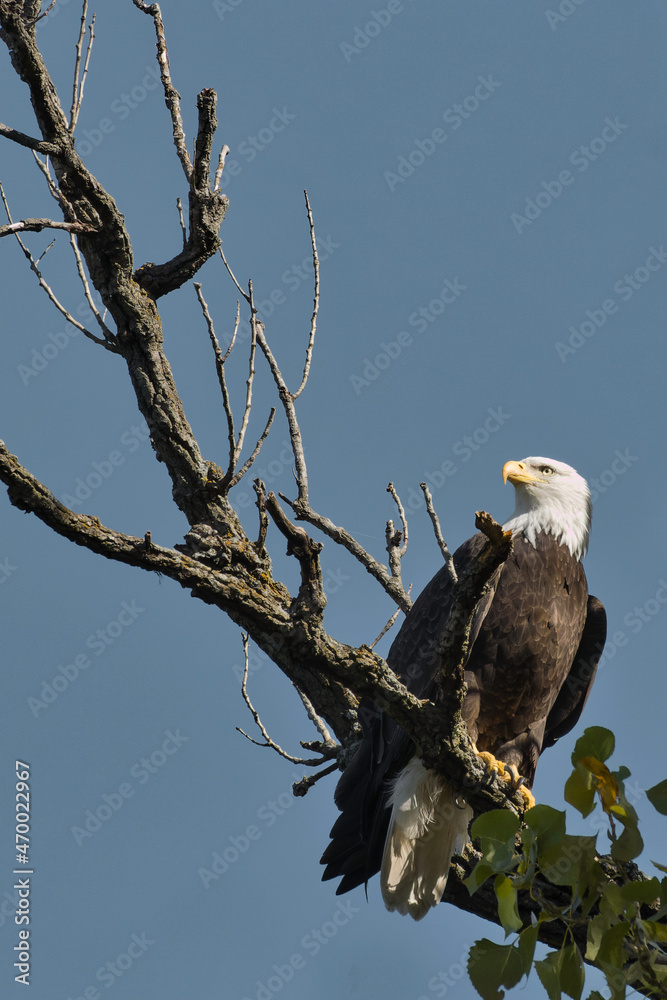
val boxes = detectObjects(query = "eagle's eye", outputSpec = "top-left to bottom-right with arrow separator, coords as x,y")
539,465 -> 554,475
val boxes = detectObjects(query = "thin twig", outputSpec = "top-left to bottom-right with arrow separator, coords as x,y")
293,685 -> 333,743
176,197 -> 187,249
219,247 -> 251,303
0,124 -> 59,155
25,0 -> 57,27
221,301 -> 240,365
237,634 -> 324,765
255,323 -> 310,504
421,481 -> 458,584
69,0 -> 87,129
236,280 -> 259,460
69,235 -> 115,343
385,482 -> 410,599
369,599 -> 409,650
76,12 -> 95,130
265,491 -> 326,618
0,218 -> 94,238
193,282 -> 236,474
292,763 -> 339,797
279,492 -> 414,614
292,190 -> 320,400
228,408 -> 276,489
0,183 -> 113,350
253,479 -> 269,552
213,145 -> 229,192
69,2 -> 95,133
387,482 -> 408,557
132,1 -> 192,180
31,152 -> 69,214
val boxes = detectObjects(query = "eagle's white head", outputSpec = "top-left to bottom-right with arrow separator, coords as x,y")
502,456 -> 592,560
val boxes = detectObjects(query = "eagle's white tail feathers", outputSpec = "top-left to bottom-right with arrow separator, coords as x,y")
381,758 -> 473,921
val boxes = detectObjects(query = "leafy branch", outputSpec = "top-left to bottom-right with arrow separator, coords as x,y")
464,727 -> 667,1000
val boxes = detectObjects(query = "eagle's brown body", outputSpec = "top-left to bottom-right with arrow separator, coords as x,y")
322,511 -> 606,915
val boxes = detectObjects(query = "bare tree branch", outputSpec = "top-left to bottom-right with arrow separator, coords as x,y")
237,280 -> 259,461
264,489 -> 326,620
292,190 -> 320,400
213,144 -> 230,192
237,634 -> 328,766
256,321 -> 311,503
0,216 -> 95,237
253,478 -> 269,553
385,481 -> 411,602
31,150 -> 69,213
132,87 -> 228,299
24,0 -> 56,27
69,1 -> 95,133
421,481 -> 458,584
69,234 -> 115,343
194,281 -> 238,471
176,197 -> 187,249
369,594 -> 410,650
131,0 -> 192,179
219,246 -> 251,303
228,408 -> 276,489
0,124 -> 59,154
292,763 -> 339,797
0,183 -> 115,350
279,490 -> 415,614
293,685 -> 334,745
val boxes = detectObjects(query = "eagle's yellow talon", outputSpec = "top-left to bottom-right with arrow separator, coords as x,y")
477,750 -> 503,774
476,753 -> 536,808
519,785 -> 536,810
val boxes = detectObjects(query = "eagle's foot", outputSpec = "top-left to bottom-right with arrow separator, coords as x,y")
477,750 -> 509,778
503,763 -> 536,810
476,752 -> 536,810
517,784 -> 536,810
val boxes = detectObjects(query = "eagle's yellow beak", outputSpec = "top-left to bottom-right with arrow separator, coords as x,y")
502,460 -> 537,485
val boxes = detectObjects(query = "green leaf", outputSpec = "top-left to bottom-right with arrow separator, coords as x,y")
599,878 -> 660,918
585,992 -> 607,1000
596,921 -> 631,968
535,944 -> 585,1000
571,727 -> 615,765
535,945 -> 584,1000
647,778 -> 667,815
598,958 -> 628,1000
613,765 -> 631,782
525,804 -> 566,853
586,913 -> 610,961
517,923 -> 539,976
652,860 -> 667,874
611,820 -> 644,862
564,763 -> 596,817
539,834 -> 598,893
465,860 -> 496,895
535,955 -> 561,1000
559,944 -> 585,1000
468,939 -> 524,1000
494,874 -> 522,935
470,810 -> 521,872
471,809 -> 521,844
617,877 -> 661,905
641,919 -> 667,943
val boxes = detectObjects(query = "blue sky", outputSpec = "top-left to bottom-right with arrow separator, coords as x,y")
1,2 -> 667,998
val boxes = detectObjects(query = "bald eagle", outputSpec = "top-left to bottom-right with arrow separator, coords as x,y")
321,457 -> 606,920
